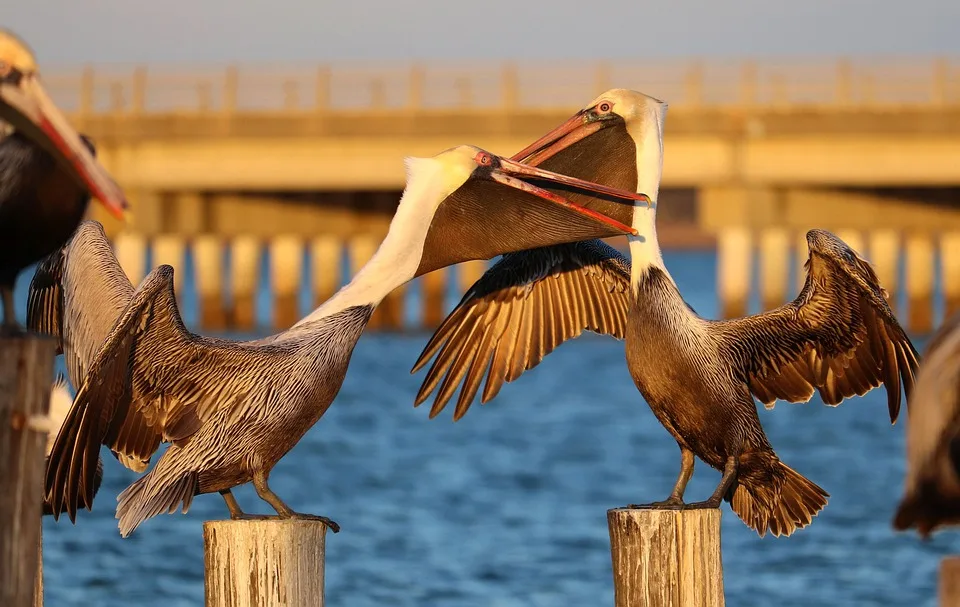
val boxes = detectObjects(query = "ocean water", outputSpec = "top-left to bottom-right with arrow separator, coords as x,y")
15,249 -> 958,607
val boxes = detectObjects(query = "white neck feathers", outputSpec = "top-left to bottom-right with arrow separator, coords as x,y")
295,158 -> 446,325
625,102 -> 672,287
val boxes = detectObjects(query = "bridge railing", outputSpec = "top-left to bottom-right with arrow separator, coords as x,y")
39,58 -> 960,115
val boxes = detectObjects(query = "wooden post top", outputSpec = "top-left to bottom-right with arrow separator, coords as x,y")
607,507 -> 725,607
203,519 -> 328,607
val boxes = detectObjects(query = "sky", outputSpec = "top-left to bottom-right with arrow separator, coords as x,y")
6,0 -> 960,65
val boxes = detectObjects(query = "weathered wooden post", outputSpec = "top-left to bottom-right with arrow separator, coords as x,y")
717,227 -> 752,319
607,508 -> 724,607
0,337 -> 55,607
941,557 -> 960,606
33,529 -> 43,607
941,557 -> 960,607
204,520 -> 327,607
905,232 -> 935,334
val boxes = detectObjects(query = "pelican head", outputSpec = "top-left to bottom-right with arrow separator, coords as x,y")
0,30 -> 127,219
507,89 -> 669,228
409,144 -> 649,276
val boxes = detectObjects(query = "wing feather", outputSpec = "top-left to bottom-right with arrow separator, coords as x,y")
727,229 -> 919,423
412,240 -> 630,420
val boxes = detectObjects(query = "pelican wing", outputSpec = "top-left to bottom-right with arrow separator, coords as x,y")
27,221 -> 154,472
27,223 -> 135,384
44,265 -> 179,520
27,251 -> 66,357
412,240 -> 631,420
721,229 -> 919,423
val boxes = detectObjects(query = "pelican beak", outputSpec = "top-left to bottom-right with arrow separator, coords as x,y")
0,74 -> 128,220
511,108 -> 610,166
488,157 -> 648,236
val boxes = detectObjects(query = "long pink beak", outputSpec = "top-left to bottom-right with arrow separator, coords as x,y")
511,109 -> 604,166
488,155 -> 650,236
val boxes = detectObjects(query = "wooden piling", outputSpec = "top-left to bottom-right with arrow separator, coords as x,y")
193,236 -> 226,331
203,520 -> 326,607
270,236 -> 304,329
458,260 -> 488,295
905,232 -> 935,334
758,228 -> 789,310
941,556 -> 960,607
229,237 -> 261,331
348,236 -> 388,330
152,235 -> 186,292
33,529 -> 42,607
796,232 -> 810,294
113,232 -> 148,286
868,230 -> 901,314
0,338 -> 55,607
834,229 -> 866,256
944,557 -> 960,607
421,269 -> 447,329
717,228 -> 752,318
607,508 -> 724,607
311,236 -> 342,308
940,233 -> 960,318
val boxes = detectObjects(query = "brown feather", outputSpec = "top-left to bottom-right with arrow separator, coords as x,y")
412,241 -> 630,419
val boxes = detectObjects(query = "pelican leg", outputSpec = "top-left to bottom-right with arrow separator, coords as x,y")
252,469 -> 340,533
629,446 -> 695,510
685,455 -> 739,509
219,488 -> 270,521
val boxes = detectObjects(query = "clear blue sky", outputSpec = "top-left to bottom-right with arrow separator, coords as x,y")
7,0 -> 960,65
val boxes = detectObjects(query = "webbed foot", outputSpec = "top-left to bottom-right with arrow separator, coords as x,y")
627,496 -> 685,510
280,512 -> 341,533
230,513 -> 274,521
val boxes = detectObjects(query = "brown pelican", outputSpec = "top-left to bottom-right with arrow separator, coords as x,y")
0,30 -> 127,332
893,312 -> 960,537
42,145 -> 650,537
412,90 -> 920,538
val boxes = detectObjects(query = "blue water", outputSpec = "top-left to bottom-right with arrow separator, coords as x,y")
15,250 -> 958,607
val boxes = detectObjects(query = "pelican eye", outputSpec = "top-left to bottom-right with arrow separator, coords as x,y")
0,63 -> 23,85
475,152 -> 493,166
598,101 -> 612,113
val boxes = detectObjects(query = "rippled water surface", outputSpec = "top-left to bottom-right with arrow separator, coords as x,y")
17,250 -> 958,607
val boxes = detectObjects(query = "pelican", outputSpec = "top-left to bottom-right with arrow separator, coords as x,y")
41,145 -> 651,537
411,90 -> 919,537
0,30 -> 127,332
893,312 -> 960,537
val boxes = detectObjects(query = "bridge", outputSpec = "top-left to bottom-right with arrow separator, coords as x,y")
38,58 -> 960,333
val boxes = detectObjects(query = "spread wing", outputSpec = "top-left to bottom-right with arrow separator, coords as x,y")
411,240 -> 631,420
721,229 -> 919,422
44,266 -> 184,521
27,221 -> 157,474
27,220 -> 135,386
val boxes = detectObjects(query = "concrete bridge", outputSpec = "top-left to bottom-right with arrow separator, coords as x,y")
38,58 -> 960,333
